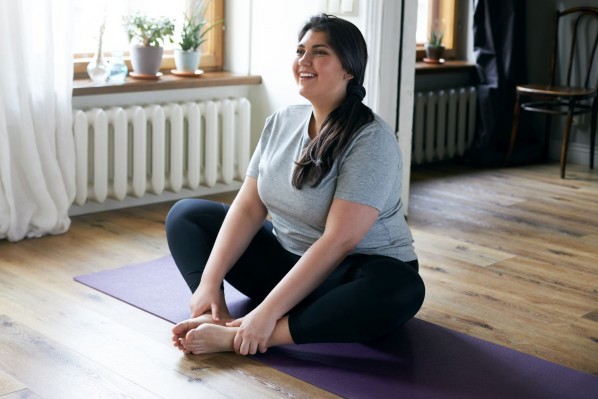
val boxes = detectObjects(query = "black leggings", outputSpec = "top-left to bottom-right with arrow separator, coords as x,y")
165,198 -> 425,344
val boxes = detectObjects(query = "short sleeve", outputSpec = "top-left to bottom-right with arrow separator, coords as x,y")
246,114 -> 275,178
334,126 -> 402,211
246,139 -> 261,178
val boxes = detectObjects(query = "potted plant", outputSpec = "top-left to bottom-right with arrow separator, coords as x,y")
122,13 -> 175,77
424,20 -> 445,64
173,0 -> 223,73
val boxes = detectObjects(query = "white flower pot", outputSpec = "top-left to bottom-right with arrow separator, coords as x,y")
174,49 -> 201,72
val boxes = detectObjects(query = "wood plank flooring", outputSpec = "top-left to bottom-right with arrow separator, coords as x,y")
0,162 -> 596,398
408,162 -> 598,374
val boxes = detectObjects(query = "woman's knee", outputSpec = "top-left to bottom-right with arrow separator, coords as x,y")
165,199 -> 195,231
165,199 -> 226,235
363,259 -> 426,315
388,265 -> 425,321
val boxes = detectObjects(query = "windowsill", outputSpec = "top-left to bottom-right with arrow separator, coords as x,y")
415,60 -> 476,75
73,71 -> 262,96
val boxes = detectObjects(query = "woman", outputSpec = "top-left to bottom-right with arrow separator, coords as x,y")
165,14 -> 425,356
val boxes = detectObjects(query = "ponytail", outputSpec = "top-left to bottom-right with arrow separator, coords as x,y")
292,81 -> 373,188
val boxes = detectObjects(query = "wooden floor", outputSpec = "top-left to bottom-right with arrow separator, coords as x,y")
0,162 -> 597,398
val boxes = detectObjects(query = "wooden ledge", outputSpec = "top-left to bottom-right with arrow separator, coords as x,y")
73,71 -> 262,96
415,60 -> 477,75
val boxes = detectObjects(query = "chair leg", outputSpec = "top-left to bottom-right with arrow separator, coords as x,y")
505,93 -> 521,166
560,102 -> 575,179
590,99 -> 597,170
543,114 -> 552,162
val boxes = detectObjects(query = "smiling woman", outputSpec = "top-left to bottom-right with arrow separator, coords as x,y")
72,0 -> 224,78
165,13 -> 424,357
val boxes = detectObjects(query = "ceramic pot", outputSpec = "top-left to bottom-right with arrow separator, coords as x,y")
130,45 -> 164,76
424,44 -> 445,61
174,49 -> 201,72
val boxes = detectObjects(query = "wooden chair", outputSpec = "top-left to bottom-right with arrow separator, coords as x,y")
505,6 -> 598,178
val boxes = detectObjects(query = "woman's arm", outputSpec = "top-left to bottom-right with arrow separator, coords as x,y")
190,176 -> 268,318
264,198 -> 378,315
230,198 -> 379,354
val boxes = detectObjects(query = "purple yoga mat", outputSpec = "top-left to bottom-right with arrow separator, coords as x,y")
74,256 -> 598,399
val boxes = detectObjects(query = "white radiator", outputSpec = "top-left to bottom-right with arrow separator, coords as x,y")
71,98 -> 250,212
412,87 -> 477,164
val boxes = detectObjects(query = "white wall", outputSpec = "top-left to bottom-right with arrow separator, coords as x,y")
246,0 -> 321,143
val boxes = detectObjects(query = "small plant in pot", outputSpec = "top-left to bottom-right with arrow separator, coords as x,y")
424,20 -> 445,64
123,13 -> 175,77
174,0 -> 223,73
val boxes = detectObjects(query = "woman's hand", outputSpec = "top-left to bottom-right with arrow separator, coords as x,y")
189,281 -> 227,320
226,308 -> 278,355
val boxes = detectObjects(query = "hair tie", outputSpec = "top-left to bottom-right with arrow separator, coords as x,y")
347,84 -> 366,101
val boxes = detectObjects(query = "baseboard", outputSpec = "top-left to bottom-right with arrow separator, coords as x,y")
548,140 -> 597,166
68,181 -> 243,217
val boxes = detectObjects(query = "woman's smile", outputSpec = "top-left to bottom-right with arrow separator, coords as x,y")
292,30 -> 349,108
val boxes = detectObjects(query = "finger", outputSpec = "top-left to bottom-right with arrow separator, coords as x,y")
211,303 -> 220,321
233,331 -> 242,354
249,341 -> 259,355
191,305 -> 207,318
226,317 -> 243,327
258,342 -> 268,354
240,340 -> 249,356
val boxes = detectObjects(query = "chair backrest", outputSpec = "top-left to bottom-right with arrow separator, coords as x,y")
549,7 -> 598,89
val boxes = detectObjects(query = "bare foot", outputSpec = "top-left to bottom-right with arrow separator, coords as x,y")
172,313 -> 233,350
181,324 -> 238,354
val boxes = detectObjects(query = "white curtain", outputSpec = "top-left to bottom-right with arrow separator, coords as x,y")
0,0 -> 75,241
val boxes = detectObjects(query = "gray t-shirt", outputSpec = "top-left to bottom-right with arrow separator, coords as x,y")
247,104 -> 417,262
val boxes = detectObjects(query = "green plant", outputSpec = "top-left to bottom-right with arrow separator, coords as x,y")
428,20 -> 444,47
122,13 -> 175,47
178,0 -> 223,51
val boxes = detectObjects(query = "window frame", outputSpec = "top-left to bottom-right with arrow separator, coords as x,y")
73,0 -> 224,79
416,0 -> 459,61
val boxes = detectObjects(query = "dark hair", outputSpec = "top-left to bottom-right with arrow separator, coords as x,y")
292,14 -> 374,189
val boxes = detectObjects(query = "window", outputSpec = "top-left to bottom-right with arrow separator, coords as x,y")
416,0 -> 458,60
73,0 -> 224,78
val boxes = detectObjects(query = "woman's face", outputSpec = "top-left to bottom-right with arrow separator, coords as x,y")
293,29 -> 350,109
